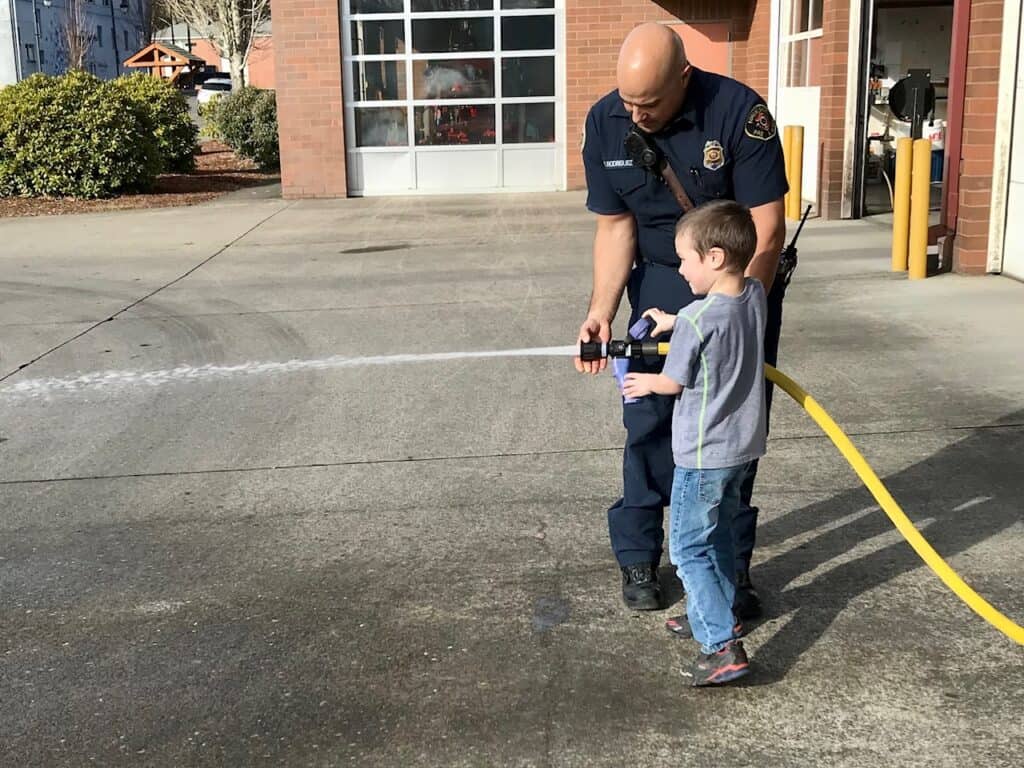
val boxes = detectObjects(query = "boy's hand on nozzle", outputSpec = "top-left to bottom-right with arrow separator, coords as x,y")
641,308 -> 676,338
575,316 -> 610,374
622,373 -> 655,399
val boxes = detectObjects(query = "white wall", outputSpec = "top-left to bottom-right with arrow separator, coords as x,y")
873,7 -> 954,86
1,0 -> 21,84
777,86 -> 820,207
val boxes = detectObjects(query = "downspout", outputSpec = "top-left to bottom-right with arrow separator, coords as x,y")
942,0 -> 971,236
8,0 -> 23,81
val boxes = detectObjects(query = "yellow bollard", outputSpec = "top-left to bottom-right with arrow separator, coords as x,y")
783,126 -> 794,214
908,138 -> 932,280
891,137 -> 913,272
787,126 -> 804,221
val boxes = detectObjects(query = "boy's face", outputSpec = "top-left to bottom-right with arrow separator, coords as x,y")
675,230 -> 722,295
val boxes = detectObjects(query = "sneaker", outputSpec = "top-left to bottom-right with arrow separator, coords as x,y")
689,641 -> 750,686
733,569 -> 762,619
664,613 -> 744,640
620,562 -> 660,610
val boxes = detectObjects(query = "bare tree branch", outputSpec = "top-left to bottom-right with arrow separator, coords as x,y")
60,0 -> 93,72
162,0 -> 271,89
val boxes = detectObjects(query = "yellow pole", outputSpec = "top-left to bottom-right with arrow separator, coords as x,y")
891,137 -> 913,272
783,126 -> 794,215
909,138 -> 932,280
787,126 -> 804,221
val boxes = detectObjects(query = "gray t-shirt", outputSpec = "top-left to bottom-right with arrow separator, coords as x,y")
662,278 -> 768,470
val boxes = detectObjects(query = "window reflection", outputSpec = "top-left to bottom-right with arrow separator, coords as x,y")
414,59 -> 493,99
412,18 -> 494,53
350,20 -> 405,56
501,16 -> 554,50
355,107 -> 409,147
501,56 -> 553,97
415,105 -> 496,145
352,61 -> 406,101
502,102 -> 554,143
350,0 -> 403,13
411,0 -> 492,10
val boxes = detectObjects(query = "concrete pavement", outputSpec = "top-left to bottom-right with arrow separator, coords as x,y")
1,194 -> 1022,766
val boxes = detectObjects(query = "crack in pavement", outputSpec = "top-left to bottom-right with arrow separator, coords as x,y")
0,202 -> 295,383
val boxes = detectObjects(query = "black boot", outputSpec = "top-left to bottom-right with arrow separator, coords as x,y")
733,568 -> 762,619
621,562 -> 660,610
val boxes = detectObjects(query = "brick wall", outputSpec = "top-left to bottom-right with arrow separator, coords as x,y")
952,0 -> 1003,273
817,0 -> 851,219
565,0 -> 762,190
188,37 -> 275,88
247,37 -> 276,90
731,0 -> 771,96
271,0 -> 347,198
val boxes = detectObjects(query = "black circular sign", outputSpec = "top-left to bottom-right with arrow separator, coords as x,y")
889,76 -> 936,122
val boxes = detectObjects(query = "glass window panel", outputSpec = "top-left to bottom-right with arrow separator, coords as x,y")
350,0 -> 403,13
502,102 -> 554,143
413,59 -> 494,99
500,16 -> 554,51
808,36 -> 823,86
501,56 -> 553,97
786,38 -> 807,87
501,0 -> 553,8
411,0 -> 492,10
789,0 -> 822,34
412,18 -> 493,53
352,61 -> 407,101
354,107 -> 409,146
415,104 -> 496,145
810,0 -> 823,30
350,20 -> 406,55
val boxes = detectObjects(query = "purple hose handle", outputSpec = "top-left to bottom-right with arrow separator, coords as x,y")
628,316 -> 652,341
611,316 -> 651,404
612,358 -> 639,404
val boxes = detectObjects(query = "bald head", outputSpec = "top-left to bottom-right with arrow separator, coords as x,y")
616,23 -> 690,133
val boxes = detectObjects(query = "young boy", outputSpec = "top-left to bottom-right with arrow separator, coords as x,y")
622,199 -> 767,686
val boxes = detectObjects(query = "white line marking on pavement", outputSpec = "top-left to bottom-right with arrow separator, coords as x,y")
952,496 -> 992,512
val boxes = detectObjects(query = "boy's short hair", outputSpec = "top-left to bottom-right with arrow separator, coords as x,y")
675,200 -> 758,272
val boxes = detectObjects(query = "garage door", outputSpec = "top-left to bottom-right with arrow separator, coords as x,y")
342,0 -> 565,195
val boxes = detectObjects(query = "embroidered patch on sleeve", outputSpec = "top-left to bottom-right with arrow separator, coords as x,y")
744,104 -> 777,141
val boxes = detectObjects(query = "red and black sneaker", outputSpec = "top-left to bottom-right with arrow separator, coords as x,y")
665,613 -> 744,640
689,641 -> 750,687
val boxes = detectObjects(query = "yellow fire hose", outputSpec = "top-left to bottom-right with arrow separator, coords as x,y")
764,364 -> 1024,645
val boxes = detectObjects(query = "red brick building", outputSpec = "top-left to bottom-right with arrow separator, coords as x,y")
155,23 -> 276,89
270,0 -> 1024,278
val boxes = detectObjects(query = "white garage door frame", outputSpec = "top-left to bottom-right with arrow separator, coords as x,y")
988,0 -> 1024,277
340,0 -> 566,196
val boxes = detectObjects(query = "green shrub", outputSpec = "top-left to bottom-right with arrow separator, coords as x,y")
0,70 -> 162,198
207,87 -> 279,170
198,96 -> 225,140
110,73 -> 198,173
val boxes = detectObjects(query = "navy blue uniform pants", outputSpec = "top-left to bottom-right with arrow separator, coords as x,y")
608,261 -> 786,571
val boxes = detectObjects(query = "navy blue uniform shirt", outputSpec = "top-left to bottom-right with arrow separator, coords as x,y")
582,68 -> 788,268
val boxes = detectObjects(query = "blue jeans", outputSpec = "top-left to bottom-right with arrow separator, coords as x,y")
669,464 -> 748,653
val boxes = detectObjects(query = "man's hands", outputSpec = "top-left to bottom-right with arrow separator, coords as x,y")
641,307 -> 676,338
574,316 -> 611,374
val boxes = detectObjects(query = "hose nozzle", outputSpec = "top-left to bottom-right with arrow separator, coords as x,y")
579,340 -> 669,361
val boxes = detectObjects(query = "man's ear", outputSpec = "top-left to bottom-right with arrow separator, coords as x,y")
707,246 -> 727,268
